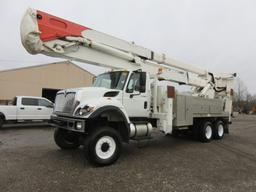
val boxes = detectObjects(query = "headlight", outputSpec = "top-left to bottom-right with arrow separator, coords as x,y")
75,122 -> 83,130
76,105 -> 94,116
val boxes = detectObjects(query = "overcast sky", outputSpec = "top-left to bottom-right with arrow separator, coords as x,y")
0,0 -> 255,93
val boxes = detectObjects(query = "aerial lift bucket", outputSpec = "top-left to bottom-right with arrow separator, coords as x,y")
20,8 -> 89,54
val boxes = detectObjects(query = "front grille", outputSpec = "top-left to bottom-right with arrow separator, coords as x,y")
55,92 -> 76,113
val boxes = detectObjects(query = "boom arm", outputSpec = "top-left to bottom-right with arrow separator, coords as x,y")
20,8 -> 235,96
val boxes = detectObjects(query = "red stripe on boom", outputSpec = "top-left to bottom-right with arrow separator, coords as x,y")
36,10 -> 90,42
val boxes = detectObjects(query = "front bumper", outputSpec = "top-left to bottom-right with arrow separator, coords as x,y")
51,115 -> 86,132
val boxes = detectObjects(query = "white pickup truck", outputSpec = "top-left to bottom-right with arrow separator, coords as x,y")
0,96 -> 54,128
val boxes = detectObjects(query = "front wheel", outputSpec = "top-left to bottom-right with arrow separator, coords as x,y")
85,127 -> 122,166
54,128 -> 80,149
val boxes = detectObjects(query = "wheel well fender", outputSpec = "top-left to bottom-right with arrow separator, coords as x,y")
0,112 -> 6,121
88,106 -> 130,142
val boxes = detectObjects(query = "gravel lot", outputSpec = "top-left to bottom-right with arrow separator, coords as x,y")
0,115 -> 256,192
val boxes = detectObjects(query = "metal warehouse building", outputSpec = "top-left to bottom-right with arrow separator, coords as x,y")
0,61 -> 95,103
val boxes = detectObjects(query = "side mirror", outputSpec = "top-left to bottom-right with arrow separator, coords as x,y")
129,90 -> 141,98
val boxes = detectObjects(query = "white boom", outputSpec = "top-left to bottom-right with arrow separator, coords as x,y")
21,8 -> 235,97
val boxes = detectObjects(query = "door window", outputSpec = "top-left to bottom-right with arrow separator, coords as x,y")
39,99 -> 52,107
126,72 -> 146,93
21,98 -> 39,106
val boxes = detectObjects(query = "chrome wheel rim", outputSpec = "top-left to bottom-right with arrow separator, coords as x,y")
218,124 -> 224,137
95,136 -> 116,159
205,125 -> 212,139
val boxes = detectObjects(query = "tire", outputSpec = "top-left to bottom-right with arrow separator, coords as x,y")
224,122 -> 229,134
213,120 -> 224,140
198,121 -> 213,142
84,127 -> 122,166
54,128 -> 80,150
0,117 -> 4,128
171,129 -> 180,137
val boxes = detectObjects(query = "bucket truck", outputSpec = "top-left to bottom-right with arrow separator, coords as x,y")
20,8 -> 235,166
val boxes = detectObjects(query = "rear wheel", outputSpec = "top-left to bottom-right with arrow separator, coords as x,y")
171,129 -> 180,137
198,121 -> 213,142
213,120 -> 224,139
54,128 -> 80,149
0,117 -> 4,128
84,127 -> 122,166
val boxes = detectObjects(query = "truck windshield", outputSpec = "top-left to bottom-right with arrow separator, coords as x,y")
93,71 -> 129,90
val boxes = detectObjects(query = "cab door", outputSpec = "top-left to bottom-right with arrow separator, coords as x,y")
38,99 -> 54,119
122,72 -> 150,117
17,97 -> 40,120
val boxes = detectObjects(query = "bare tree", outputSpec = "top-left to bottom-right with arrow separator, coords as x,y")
233,78 -> 256,114
234,77 -> 248,111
